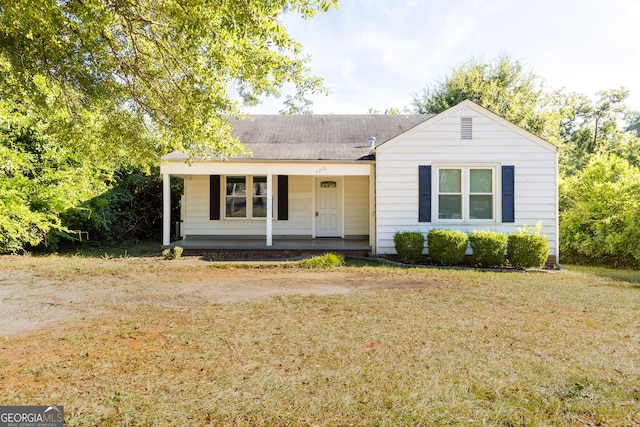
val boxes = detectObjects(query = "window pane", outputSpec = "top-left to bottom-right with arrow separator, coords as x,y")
439,169 -> 461,193
469,195 -> 493,219
470,169 -> 492,193
253,197 -> 267,217
226,197 -> 246,217
226,177 -> 246,196
253,182 -> 267,196
439,195 -> 462,219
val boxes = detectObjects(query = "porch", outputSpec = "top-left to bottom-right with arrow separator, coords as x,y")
165,236 -> 371,256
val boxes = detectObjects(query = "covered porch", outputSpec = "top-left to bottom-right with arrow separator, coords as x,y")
161,159 -> 377,254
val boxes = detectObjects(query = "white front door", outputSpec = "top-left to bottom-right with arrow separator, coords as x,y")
315,178 -> 342,237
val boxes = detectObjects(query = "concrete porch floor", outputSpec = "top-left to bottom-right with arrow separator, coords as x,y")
166,237 -> 372,255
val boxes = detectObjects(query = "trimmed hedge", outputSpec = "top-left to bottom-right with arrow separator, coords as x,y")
393,231 -> 425,263
469,230 -> 507,267
427,229 -> 468,265
392,227 -> 550,268
506,227 -> 549,268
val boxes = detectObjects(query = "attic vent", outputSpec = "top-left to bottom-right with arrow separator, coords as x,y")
461,117 -> 472,140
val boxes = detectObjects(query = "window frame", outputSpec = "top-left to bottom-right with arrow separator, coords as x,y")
222,175 -> 275,221
434,165 -> 497,223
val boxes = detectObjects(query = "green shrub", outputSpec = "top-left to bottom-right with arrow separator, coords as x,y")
427,229 -> 468,265
560,155 -> 640,267
506,226 -> 549,268
393,231 -> 425,263
162,246 -> 183,260
469,230 -> 507,267
298,252 -> 344,269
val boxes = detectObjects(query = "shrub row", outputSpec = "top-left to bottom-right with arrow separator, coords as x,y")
393,227 -> 549,268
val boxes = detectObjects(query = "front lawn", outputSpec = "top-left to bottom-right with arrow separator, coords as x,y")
0,259 -> 638,426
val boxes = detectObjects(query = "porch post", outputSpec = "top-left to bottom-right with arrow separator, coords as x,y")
266,174 -> 273,246
162,173 -> 171,246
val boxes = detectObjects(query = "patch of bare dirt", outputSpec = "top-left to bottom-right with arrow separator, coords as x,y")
0,256 -> 434,337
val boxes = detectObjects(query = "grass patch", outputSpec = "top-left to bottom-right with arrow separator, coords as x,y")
298,252 -> 344,268
56,241 -> 161,259
0,258 -> 639,425
566,264 -> 640,284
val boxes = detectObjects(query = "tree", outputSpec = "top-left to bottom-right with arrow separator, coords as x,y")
626,111 -> 640,137
411,54 -> 558,143
0,0 -> 336,161
279,92 -> 314,115
0,100 -> 111,252
555,88 -> 637,173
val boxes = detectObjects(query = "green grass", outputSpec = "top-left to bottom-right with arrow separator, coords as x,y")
0,259 -> 639,426
57,241 -> 161,259
567,264 -> 640,284
298,252 -> 344,268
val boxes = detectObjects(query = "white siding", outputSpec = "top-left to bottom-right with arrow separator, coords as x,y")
344,176 -> 369,236
376,105 -> 558,257
182,175 -> 369,238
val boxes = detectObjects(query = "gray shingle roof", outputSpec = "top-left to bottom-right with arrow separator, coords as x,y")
230,115 -> 432,160
163,115 -> 434,161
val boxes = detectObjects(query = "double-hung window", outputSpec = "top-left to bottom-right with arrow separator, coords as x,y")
225,176 -> 270,219
252,176 -> 268,218
437,167 -> 494,221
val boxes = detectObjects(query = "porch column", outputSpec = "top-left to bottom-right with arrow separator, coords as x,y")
162,173 -> 171,246
266,174 -> 273,246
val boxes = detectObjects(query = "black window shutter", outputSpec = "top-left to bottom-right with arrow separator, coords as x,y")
502,166 -> 515,223
418,165 -> 432,222
277,175 -> 289,220
210,175 -> 220,220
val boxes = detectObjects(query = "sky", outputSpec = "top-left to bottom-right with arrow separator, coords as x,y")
249,0 -> 640,115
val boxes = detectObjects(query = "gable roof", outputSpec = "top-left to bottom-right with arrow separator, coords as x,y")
376,99 -> 559,153
163,115 -> 433,161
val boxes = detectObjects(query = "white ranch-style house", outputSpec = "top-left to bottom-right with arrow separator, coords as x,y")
161,100 -> 560,264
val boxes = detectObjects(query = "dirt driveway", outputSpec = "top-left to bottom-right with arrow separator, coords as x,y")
0,255 -> 426,337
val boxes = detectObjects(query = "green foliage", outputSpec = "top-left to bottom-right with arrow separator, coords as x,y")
393,231 -> 425,264
162,246 -> 183,261
0,99 -> 177,253
0,0 -> 336,161
556,89 -> 635,174
506,225 -> 549,269
279,93 -> 314,115
298,252 -> 344,269
560,155 -> 640,267
469,230 -> 507,267
62,167 -> 176,244
0,104 -> 109,253
427,229 -> 468,265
